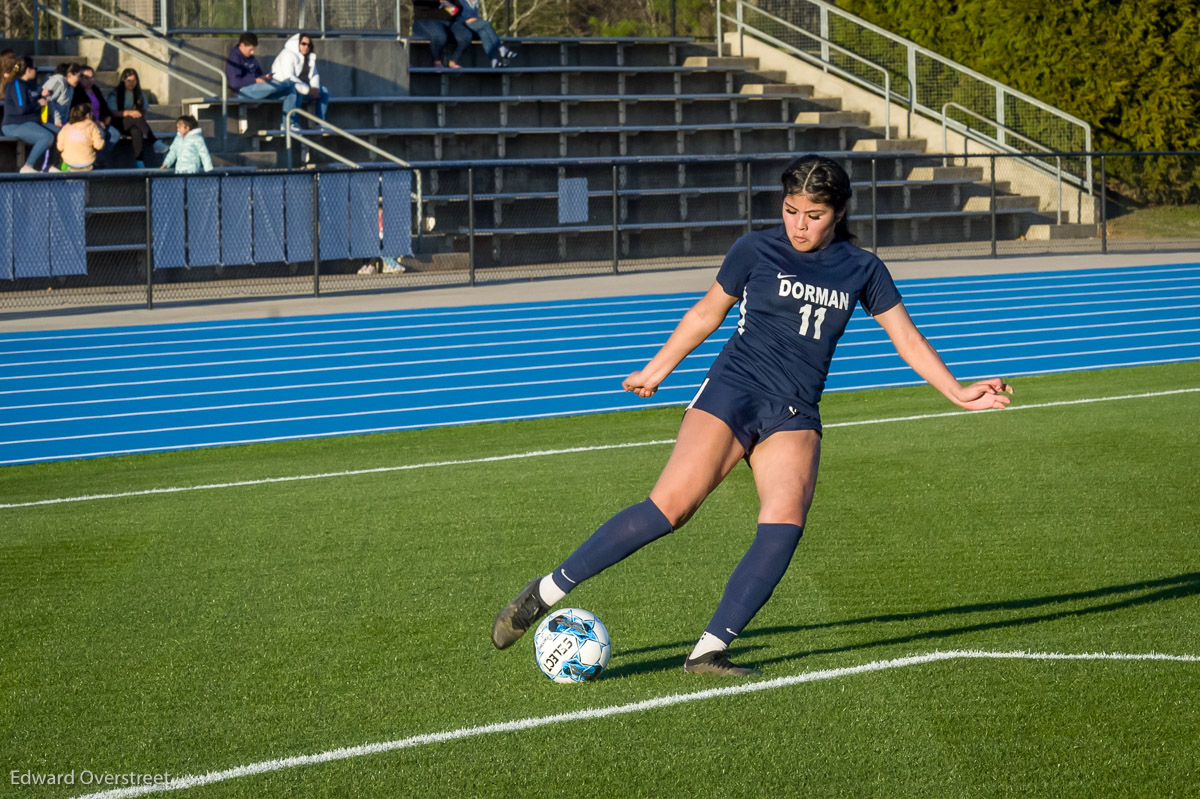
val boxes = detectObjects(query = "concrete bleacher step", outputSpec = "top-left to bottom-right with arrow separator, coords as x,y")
1025,223 -> 1098,240
794,110 -> 871,125
963,195 -> 1041,212
682,56 -> 760,69
852,138 -> 927,152
740,83 -> 814,97
907,165 -> 986,181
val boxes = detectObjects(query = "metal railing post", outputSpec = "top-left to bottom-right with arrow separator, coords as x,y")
242,0 -> 247,31
32,2 -> 39,55
715,0 -> 723,55
744,160 -> 752,233
819,6 -> 829,65
1100,155 -> 1107,255
737,0 -> 744,56
145,177 -> 154,310
312,173 -> 321,297
468,167 -> 476,287
990,154 -> 997,258
870,156 -> 878,254
159,0 -> 168,33
611,164 -> 619,274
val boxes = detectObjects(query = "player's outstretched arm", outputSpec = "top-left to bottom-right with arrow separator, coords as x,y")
874,302 -> 1013,410
623,281 -> 739,398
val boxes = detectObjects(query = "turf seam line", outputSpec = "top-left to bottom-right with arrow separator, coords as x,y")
67,649 -> 1200,799
3,387 -> 1196,508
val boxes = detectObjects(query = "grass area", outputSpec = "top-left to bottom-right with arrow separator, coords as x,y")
1106,203 -> 1200,239
1,362 -> 1199,798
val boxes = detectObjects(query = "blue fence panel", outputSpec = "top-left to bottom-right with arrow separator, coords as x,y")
285,174 -> 313,264
318,173 -> 350,261
13,183 -> 50,278
0,183 -> 11,280
253,176 -> 287,263
48,182 -> 87,277
186,177 -> 221,267
221,176 -> 254,266
349,172 -> 380,260
151,178 -> 187,270
380,171 -> 413,257
558,177 -> 588,224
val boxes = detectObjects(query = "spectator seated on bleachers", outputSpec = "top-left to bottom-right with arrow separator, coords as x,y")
72,66 -> 121,159
412,0 -> 470,68
271,33 -> 330,129
42,62 -> 82,127
56,102 -> 106,171
225,32 -> 298,130
107,68 -> 159,169
444,0 -> 516,69
2,56 -> 57,173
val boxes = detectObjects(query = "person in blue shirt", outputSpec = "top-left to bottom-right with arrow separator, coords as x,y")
492,154 -> 1014,676
1,56 -> 57,173
225,32 -> 298,130
442,0 -> 516,68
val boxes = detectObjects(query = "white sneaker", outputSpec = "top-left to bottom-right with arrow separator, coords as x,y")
153,140 -> 169,154
19,165 -> 37,174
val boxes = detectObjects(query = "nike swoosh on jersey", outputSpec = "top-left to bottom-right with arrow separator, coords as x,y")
776,272 -> 797,279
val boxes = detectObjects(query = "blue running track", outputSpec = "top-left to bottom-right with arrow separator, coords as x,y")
1,263 -> 1198,466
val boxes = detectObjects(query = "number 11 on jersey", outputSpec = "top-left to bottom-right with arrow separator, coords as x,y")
798,304 -> 827,339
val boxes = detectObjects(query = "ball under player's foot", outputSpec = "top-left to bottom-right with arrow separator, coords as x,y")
682,650 -> 762,677
491,578 -> 550,649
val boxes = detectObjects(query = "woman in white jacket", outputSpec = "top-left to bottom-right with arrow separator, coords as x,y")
271,33 -> 330,130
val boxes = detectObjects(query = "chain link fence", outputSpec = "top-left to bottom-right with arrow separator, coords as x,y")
1,152 -> 1197,313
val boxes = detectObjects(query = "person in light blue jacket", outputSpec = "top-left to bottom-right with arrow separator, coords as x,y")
159,115 -> 213,174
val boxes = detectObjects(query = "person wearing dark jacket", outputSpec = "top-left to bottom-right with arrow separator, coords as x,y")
225,32 -> 298,130
72,66 -> 122,157
1,56 -> 56,172
107,68 -> 157,168
412,0 -> 468,67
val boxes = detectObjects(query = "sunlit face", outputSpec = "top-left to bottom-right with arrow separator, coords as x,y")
176,121 -> 188,136
782,194 -> 842,253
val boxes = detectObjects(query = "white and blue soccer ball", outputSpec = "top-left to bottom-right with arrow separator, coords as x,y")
533,608 -> 611,683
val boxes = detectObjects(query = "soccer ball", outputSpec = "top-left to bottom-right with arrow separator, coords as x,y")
533,608 -> 611,683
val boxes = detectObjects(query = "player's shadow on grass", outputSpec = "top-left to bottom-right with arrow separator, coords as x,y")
604,572 -> 1200,679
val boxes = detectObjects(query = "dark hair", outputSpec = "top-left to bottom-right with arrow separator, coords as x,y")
239,32 -> 258,47
781,155 -> 855,242
298,32 -> 314,52
116,67 -> 144,112
66,63 -> 84,77
176,114 -> 200,131
54,62 -> 70,75
68,103 -> 92,124
1,55 -> 33,94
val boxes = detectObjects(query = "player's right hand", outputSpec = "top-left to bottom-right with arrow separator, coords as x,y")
622,370 -> 659,398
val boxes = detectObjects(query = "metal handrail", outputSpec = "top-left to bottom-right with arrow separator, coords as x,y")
34,0 -> 229,147
721,3 -> 901,139
284,107 -> 425,233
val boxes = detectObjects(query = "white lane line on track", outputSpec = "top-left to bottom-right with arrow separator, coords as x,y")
69,648 -> 1200,799
8,263 -> 1196,346
3,387 -> 1196,506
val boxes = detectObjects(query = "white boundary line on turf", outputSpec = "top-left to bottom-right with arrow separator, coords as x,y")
69,648 -> 1200,799
3,387 -> 1197,508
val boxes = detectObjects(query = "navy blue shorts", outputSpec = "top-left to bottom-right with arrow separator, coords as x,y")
686,377 -> 821,455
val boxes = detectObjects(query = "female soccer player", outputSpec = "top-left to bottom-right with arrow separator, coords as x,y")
492,154 -> 1012,676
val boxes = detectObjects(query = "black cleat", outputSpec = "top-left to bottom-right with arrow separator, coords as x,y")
491,578 -> 549,649
683,650 -> 762,677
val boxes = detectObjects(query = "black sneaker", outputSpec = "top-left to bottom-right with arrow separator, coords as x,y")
683,650 -> 762,676
491,578 -> 549,649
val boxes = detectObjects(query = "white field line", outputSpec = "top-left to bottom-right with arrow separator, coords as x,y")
6,343 -> 1200,447
3,387 -> 1197,507
69,648 -> 1200,799
6,263 -> 1197,347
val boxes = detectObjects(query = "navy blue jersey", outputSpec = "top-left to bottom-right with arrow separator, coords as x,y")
707,226 -> 902,407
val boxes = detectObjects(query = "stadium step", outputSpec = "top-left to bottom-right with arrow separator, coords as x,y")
682,56 -> 760,69
1025,223 -> 1098,240
963,195 -> 1041,212
740,83 -> 814,97
794,110 -> 872,125
852,137 -> 927,152
907,165 -> 986,181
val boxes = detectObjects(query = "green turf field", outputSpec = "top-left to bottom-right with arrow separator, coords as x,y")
2,362 -> 1198,798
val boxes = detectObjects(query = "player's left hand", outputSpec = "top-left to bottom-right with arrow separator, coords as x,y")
953,378 -> 1013,410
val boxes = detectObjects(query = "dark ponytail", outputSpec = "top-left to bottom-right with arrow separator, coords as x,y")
781,155 -> 855,242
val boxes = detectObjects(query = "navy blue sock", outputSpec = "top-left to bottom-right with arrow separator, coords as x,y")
704,523 -> 803,644
551,499 -> 674,594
